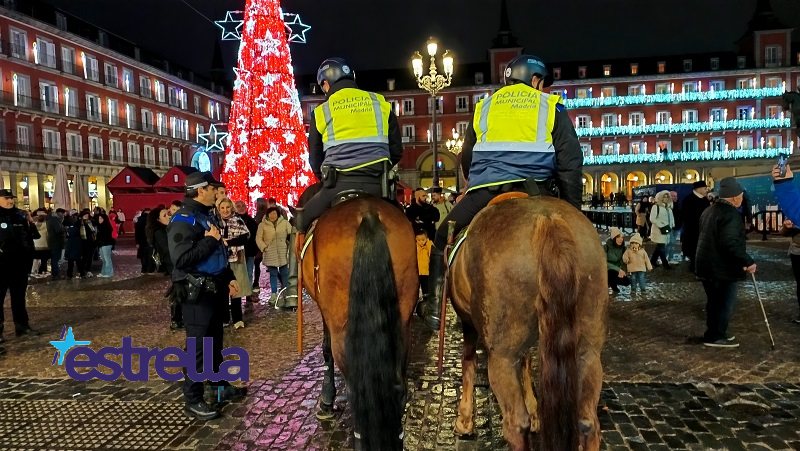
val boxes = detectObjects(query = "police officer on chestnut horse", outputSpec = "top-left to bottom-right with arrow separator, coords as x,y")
419,55 -> 585,330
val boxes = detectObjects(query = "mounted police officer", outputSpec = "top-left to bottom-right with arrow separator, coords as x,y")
295,57 -> 403,240
167,172 -> 246,420
421,55 -> 584,330
0,188 -> 38,348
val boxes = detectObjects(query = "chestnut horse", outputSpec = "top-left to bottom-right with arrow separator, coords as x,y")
447,195 -> 608,451
297,191 -> 418,451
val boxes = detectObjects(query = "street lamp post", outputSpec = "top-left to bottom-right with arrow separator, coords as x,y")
445,128 -> 464,191
412,37 -> 453,188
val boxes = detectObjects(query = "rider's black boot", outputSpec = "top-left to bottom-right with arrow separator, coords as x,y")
423,247 -> 445,331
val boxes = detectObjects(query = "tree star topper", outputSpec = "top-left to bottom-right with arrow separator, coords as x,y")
282,13 -> 311,44
215,11 -> 244,41
198,124 -> 229,153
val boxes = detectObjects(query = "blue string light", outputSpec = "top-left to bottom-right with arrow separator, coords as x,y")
583,147 -> 793,166
563,86 -> 786,109
576,118 -> 790,138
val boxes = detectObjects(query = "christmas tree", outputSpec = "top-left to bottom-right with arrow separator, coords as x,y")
221,0 -> 315,210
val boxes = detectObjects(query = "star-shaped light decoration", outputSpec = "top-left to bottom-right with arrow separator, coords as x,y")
280,82 -> 303,121
50,326 -> 92,366
225,151 -> 241,169
215,11 -> 244,41
248,173 -> 264,188
198,124 -> 229,153
254,31 -> 281,57
283,131 -> 296,143
264,115 -> 279,128
260,143 -> 287,171
233,68 -> 252,91
249,189 -> 264,203
282,13 -> 311,44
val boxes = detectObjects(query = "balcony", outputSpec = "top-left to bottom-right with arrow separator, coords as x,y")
563,86 -> 786,109
583,146 -> 793,166
0,142 -> 120,166
104,74 -> 119,88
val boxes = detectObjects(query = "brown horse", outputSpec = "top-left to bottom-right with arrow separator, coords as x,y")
297,193 -> 418,450
447,195 -> 608,451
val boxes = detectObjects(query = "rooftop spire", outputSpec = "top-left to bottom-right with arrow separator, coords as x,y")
746,0 -> 789,31
491,0 -> 520,48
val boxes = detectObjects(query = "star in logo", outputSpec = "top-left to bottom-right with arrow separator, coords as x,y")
198,124 -> 229,153
50,326 -> 91,366
215,11 -> 244,41
282,13 -> 311,44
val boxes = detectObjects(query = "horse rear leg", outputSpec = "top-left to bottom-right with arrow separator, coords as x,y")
316,321 -> 336,420
488,353 -> 530,451
578,348 -> 603,451
522,354 -> 539,433
455,322 -> 478,436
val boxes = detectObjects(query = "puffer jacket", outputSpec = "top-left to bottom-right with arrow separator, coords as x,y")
256,216 -> 293,267
604,238 -> 627,272
696,199 -> 754,281
649,191 -> 675,244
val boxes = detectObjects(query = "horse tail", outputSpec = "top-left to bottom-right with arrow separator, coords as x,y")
345,209 -> 403,451
533,213 -> 581,451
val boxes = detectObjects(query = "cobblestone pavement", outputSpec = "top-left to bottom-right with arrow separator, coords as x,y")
1,235 -> 800,450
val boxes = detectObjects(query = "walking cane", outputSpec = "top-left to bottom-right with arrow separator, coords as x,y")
297,254 -> 304,355
750,272 -> 775,351
438,221 -> 457,377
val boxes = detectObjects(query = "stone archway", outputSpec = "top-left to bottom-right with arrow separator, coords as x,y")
416,150 -> 458,190
582,173 -> 594,196
625,171 -> 647,200
654,170 -> 673,184
680,169 -> 701,184
600,173 -> 619,199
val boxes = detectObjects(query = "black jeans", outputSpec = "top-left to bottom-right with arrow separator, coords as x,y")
791,254 -> 800,313
182,288 -> 229,404
80,245 -> 95,274
702,279 -> 738,342
419,275 -> 429,300
253,255 -> 262,289
0,265 -> 30,335
296,180 -> 383,233
607,269 -> 630,290
433,188 -> 497,250
650,243 -> 669,267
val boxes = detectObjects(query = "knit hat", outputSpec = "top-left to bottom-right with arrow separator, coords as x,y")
718,177 -> 743,198
629,233 -> 643,245
609,227 -> 622,239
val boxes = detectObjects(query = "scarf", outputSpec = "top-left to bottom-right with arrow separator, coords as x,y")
222,214 -> 249,262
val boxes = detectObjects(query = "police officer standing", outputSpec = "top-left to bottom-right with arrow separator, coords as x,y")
295,57 -> 403,237
0,189 -> 38,347
167,173 -> 246,420
421,55 -> 584,330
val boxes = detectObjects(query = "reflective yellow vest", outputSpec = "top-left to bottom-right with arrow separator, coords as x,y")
467,83 -> 562,192
314,88 -> 392,172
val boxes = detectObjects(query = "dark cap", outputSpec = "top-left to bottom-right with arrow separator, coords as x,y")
0,189 -> 13,198
184,172 -> 220,190
692,180 -> 707,189
717,177 -> 744,198
431,187 -> 443,194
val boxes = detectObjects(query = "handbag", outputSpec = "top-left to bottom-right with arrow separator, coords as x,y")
152,248 -> 161,268
656,205 -> 671,234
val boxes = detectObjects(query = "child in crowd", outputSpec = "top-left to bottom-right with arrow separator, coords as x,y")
623,233 -> 652,296
415,229 -> 433,311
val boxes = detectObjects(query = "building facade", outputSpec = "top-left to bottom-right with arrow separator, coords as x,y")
0,0 -> 231,211
298,0 -> 799,201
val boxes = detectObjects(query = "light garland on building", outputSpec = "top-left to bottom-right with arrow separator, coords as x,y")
563,86 -> 786,109
576,118 -> 790,138
583,146 -> 793,166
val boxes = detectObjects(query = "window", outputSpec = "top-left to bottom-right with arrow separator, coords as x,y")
737,78 -> 754,89
656,111 -> 670,125
306,103 -> 318,117
83,54 -> 99,81
456,96 -> 469,113
767,135 -> 782,149
473,93 -> 487,106
388,100 -> 400,117
580,143 -> 591,157
155,80 -> 165,102
35,37 -> 56,68
86,94 -> 102,121
122,68 -> 134,93
427,123 -> 442,142
682,82 -> 698,93
630,142 -> 644,154
387,79 -> 395,91
765,77 -> 781,88
766,105 -> 780,119
683,59 -> 692,71
64,87 -> 77,117
683,138 -> 698,152
107,99 -> 118,125
602,142 -> 617,155
42,129 -> 60,154
710,58 -> 719,70
401,125 -> 414,142
709,108 -> 725,121
630,63 -> 638,75
600,86 -> 615,97
428,97 -> 443,114
578,66 -> 586,78
709,80 -> 725,91
168,86 -> 179,107
737,56 -> 746,68
125,104 -> 136,128
655,83 -> 669,94
737,106 -> 752,120
172,149 -> 182,165
194,95 -> 201,114
176,119 -> 189,140
737,136 -> 754,149
40,81 -> 59,113
765,45 -> 781,66
10,28 -> 28,60
711,137 -> 725,151
575,88 -> 590,99
455,121 -> 469,138
159,147 -> 169,167
602,113 -> 616,128
401,99 -> 414,116
88,136 -> 103,159
157,113 -> 166,135
98,31 -> 108,47
683,110 -> 698,123
629,112 -> 643,127
656,140 -> 670,153
16,124 -> 31,149
109,139 -> 123,163
144,145 -> 156,166
66,133 -> 82,158
141,109 -> 153,132
56,12 -> 67,30
181,90 -> 188,110
553,68 -> 561,80
657,62 -> 666,73
127,142 -> 140,164
104,63 -> 118,88
603,65 -> 611,76
576,115 -> 590,128
140,76 -> 153,98
13,74 -> 31,107
474,72 -> 484,84
207,100 -> 214,118
61,46 -> 75,74
628,85 -> 642,96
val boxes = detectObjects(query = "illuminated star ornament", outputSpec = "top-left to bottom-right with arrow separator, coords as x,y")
215,11 -> 244,41
198,124 -> 229,153
50,325 -> 92,366
282,13 -> 311,44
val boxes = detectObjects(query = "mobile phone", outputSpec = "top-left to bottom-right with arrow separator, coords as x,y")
778,154 -> 789,177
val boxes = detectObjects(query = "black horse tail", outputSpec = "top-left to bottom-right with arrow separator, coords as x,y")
345,209 -> 404,451
533,213 -> 581,451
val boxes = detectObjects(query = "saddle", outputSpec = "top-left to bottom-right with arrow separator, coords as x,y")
446,192 -> 530,266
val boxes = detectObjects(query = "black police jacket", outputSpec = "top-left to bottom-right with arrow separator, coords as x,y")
167,197 -> 234,284
0,206 -> 33,264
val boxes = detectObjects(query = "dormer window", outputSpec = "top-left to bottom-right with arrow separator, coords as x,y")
683,59 -> 692,72
387,79 -> 395,91
552,68 -> 561,80
737,56 -> 746,68
603,65 -> 611,77
578,66 -> 586,79
475,72 -> 484,84
657,62 -> 666,74
630,64 -> 638,75
710,58 -> 719,70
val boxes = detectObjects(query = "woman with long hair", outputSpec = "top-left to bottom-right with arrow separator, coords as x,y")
146,206 -> 172,275
95,213 -> 114,277
217,197 -> 253,328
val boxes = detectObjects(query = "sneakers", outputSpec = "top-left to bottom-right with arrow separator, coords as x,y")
233,321 -> 245,329
184,401 -> 220,421
252,287 -> 260,294
703,338 -> 739,348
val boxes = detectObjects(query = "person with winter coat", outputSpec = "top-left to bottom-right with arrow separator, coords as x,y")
78,211 -> 97,277
604,227 -> 629,294
623,233 -> 653,296
95,214 -> 114,277
135,209 -> 155,274
217,198 -> 252,328
780,217 -> 800,324
681,181 -> 711,273
255,207 -> 293,306
64,216 -> 83,279
634,197 -> 650,238
649,190 -> 675,269
46,209 -> 66,279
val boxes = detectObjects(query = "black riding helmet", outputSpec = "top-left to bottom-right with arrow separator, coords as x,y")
317,57 -> 355,87
504,55 -> 552,89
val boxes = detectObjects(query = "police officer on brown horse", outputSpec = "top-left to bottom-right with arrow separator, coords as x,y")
295,58 -> 403,238
420,55 -> 584,330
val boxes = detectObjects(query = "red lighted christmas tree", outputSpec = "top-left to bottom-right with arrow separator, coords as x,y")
221,0 -> 315,210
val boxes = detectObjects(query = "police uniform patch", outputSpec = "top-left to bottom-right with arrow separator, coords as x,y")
504,67 -> 512,78
343,65 -> 351,74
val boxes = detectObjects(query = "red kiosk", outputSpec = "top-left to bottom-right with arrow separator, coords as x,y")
153,166 -> 199,205
106,167 -> 161,216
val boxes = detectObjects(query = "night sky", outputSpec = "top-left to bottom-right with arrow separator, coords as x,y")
42,0 -> 800,80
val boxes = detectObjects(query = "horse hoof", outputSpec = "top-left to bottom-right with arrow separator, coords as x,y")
454,417 -> 474,436
316,403 -> 335,420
